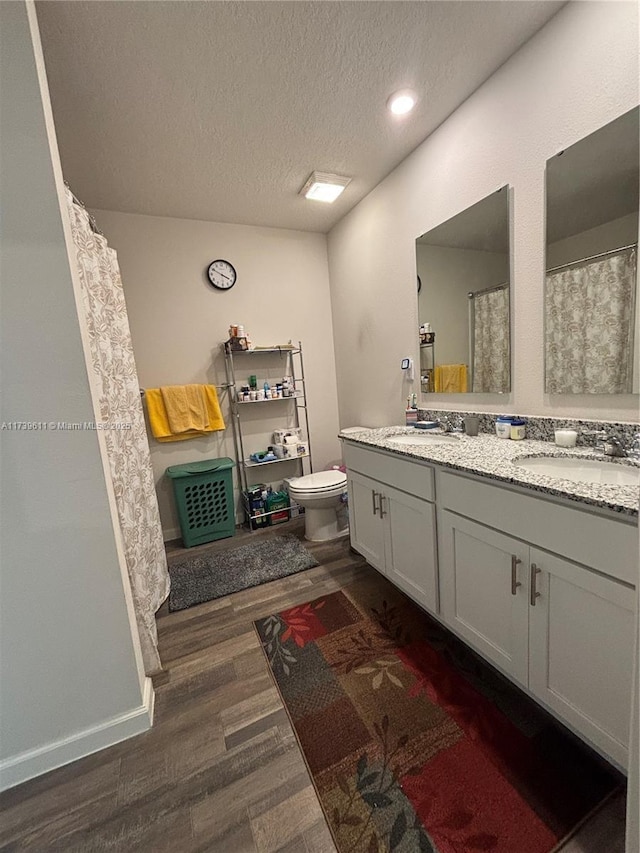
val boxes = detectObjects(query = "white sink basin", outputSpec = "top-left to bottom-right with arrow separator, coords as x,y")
387,433 -> 460,447
513,456 -> 640,486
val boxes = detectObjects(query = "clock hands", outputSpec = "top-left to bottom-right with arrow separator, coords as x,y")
216,270 -> 232,282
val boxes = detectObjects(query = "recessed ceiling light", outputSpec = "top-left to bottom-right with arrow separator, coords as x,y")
300,171 -> 351,203
387,89 -> 417,116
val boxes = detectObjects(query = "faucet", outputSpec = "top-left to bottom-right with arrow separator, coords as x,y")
603,436 -> 626,458
583,430 -> 640,459
582,430 -> 609,453
437,415 -> 464,433
628,433 -> 640,459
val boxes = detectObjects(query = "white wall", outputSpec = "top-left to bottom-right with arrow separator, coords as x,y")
0,1 -> 150,790
547,212 -> 637,268
327,1 -> 640,426
92,210 -> 341,540
417,245 -> 508,368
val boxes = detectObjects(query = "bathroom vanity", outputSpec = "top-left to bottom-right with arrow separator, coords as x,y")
342,428 -> 639,771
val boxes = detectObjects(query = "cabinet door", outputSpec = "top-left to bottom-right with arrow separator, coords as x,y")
383,485 -> 438,615
439,511 -> 529,686
528,548 -> 636,769
348,471 -> 386,572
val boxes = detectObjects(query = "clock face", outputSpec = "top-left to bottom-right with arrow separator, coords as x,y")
207,259 -> 237,290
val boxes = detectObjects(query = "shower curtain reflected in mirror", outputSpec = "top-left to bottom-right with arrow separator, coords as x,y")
471,286 -> 510,393
545,247 -> 636,394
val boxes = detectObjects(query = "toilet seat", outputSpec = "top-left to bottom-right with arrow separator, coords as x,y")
288,470 -> 347,496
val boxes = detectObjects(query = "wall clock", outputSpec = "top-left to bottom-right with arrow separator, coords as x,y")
207,259 -> 237,290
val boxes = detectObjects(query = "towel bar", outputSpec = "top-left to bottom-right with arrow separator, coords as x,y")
139,384 -> 232,397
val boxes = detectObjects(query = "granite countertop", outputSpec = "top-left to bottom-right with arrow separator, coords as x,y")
340,426 -> 640,518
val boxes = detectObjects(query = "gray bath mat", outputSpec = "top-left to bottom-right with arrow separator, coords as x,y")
168,534 -> 319,612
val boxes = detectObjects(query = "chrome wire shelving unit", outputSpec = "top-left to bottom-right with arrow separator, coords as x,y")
223,341 -> 313,527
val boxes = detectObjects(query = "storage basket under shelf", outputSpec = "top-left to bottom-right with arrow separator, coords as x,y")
165,457 -> 235,547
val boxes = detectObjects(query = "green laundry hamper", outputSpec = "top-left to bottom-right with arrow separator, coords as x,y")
165,457 -> 235,547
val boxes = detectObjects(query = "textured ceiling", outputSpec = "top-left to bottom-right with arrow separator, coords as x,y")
36,1 -> 564,233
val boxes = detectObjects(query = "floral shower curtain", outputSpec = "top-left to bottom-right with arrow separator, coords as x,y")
472,286 -> 510,393
545,247 -> 636,394
65,189 -> 169,674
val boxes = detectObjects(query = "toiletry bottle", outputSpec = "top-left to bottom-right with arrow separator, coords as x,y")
495,416 -> 512,439
510,418 -> 526,440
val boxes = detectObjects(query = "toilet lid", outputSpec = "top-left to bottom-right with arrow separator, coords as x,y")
288,470 -> 347,492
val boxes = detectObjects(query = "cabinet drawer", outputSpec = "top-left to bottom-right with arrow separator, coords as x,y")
343,442 -> 434,502
438,470 -> 638,585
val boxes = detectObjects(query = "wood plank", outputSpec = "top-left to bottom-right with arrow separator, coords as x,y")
250,786 -> 325,853
48,729 -> 285,853
246,769 -> 311,820
224,708 -> 290,751
160,631 -> 259,686
190,741 -> 306,840
220,687 -> 282,737
234,646 -> 271,681
303,818 -> 338,853
0,761 -> 121,850
0,525 -> 625,852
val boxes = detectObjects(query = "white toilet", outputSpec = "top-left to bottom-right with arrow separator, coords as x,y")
288,426 -> 370,542
287,470 -> 349,542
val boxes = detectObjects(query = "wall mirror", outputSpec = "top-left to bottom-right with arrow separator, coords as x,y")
545,107 -> 639,394
416,186 -> 510,394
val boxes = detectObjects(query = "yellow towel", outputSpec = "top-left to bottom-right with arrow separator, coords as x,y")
161,384 -> 208,433
434,364 -> 468,393
201,384 -> 225,432
145,385 -> 225,442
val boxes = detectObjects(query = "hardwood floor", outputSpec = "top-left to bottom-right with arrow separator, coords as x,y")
0,521 -> 627,852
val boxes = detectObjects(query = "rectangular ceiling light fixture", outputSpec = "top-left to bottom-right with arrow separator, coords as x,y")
300,171 -> 351,203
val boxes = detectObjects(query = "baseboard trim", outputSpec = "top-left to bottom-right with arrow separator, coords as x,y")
163,525 -> 181,542
0,677 -> 154,792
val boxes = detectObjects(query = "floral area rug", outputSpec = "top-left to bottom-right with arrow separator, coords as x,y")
254,573 -> 619,853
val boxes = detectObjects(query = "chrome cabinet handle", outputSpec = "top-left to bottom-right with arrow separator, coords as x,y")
530,563 -> 542,606
372,490 -> 379,516
379,494 -> 387,519
511,556 -> 522,595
